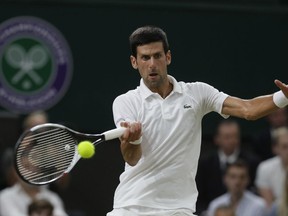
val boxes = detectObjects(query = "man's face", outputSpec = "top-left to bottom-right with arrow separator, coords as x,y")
215,123 -> 240,154
224,166 -> 248,196
130,41 -> 171,91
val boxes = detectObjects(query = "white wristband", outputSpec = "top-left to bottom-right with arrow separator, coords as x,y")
129,136 -> 142,145
273,91 -> 288,108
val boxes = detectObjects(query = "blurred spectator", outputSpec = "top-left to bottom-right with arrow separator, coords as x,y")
0,147 -> 68,216
22,111 -> 70,192
0,111 -> 49,191
214,205 -> 235,216
196,119 -> 260,213
0,111 -> 48,191
1,148 -> 18,187
255,126 -> 288,208
253,107 -> 288,161
28,199 -> 54,216
206,160 -> 266,216
267,171 -> 288,216
0,111 -> 75,216
23,111 -> 49,131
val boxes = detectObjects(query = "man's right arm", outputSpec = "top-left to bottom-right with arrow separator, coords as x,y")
119,121 -> 142,166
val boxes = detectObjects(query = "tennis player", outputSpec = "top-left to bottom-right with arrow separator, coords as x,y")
107,26 -> 288,216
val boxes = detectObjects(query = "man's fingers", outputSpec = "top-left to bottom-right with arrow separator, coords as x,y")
120,121 -> 130,128
275,79 -> 287,89
129,122 -> 142,142
275,79 -> 288,98
119,121 -> 142,142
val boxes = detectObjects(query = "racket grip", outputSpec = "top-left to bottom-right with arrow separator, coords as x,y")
103,127 -> 126,140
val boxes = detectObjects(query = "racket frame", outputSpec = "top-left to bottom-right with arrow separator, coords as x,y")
14,123 -> 125,185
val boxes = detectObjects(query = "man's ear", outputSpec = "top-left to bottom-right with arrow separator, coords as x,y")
166,50 -> 172,66
130,55 -> 138,69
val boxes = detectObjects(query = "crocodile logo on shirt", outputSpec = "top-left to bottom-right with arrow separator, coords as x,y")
184,104 -> 192,109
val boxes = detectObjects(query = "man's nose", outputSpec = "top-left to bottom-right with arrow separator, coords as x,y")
149,57 -> 156,68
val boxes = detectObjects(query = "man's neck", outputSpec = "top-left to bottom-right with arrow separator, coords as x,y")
230,192 -> 244,207
153,81 -> 173,99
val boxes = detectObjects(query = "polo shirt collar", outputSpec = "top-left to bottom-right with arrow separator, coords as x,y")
139,75 -> 182,99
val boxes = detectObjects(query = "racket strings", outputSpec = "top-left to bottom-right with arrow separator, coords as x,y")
20,127 -> 64,144
16,127 -> 76,184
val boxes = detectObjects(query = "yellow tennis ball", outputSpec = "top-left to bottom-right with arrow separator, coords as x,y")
77,141 -> 95,159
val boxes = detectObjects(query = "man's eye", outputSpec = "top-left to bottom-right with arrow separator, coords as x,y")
154,53 -> 162,59
142,56 -> 150,61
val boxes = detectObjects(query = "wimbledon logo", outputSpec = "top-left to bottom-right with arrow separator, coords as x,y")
0,16 -> 72,113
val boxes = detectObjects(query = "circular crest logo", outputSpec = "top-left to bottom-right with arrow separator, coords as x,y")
0,16 -> 73,113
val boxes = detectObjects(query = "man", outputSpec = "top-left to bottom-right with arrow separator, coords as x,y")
22,111 -> 70,193
0,111 -> 68,216
107,26 -> 288,216
255,126 -> 288,208
196,120 -> 260,213
22,110 -> 49,130
253,107 -> 288,160
206,160 -> 266,216
0,148 -> 68,216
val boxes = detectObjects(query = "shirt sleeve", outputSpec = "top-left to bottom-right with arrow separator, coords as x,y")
194,82 -> 230,118
112,93 -> 138,127
255,162 -> 270,189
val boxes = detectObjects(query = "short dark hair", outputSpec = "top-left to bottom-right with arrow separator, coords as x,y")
215,119 -> 240,136
225,159 -> 250,175
129,26 -> 170,57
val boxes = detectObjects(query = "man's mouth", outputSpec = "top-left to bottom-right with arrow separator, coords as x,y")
149,73 -> 158,77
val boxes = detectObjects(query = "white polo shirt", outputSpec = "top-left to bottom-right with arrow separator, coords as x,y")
207,191 -> 266,216
112,75 -> 229,213
0,183 -> 67,216
255,156 -> 286,199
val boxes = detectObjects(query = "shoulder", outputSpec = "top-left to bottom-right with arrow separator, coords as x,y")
209,193 -> 229,207
207,193 -> 230,216
258,156 -> 280,170
0,184 -> 18,198
243,192 -> 266,214
245,191 -> 265,205
180,81 -> 216,91
180,81 -> 226,105
113,88 -> 140,104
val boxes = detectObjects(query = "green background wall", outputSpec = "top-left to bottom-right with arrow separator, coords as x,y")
0,2 -> 287,215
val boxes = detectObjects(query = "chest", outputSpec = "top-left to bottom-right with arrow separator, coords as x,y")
140,93 -> 201,123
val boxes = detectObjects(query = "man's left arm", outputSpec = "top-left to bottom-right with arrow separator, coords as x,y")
222,79 -> 288,120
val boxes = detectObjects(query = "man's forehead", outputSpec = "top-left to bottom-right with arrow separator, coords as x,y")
278,136 -> 288,147
227,166 -> 247,175
136,42 -> 165,54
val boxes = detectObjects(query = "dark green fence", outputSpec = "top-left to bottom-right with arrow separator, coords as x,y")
0,2 -> 287,215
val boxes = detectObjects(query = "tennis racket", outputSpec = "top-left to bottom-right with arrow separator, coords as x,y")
14,123 -> 125,185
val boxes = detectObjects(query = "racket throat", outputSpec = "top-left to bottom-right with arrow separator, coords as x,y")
74,134 -> 105,145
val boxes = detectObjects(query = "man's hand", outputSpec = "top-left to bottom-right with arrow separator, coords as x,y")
275,79 -> 288,98
119,122 -> 142,166
120,122 -> 142,144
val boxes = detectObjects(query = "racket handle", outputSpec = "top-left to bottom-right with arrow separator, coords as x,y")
103,127 -> 126,140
